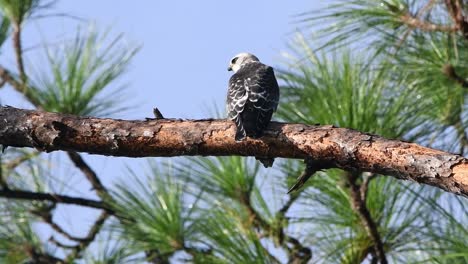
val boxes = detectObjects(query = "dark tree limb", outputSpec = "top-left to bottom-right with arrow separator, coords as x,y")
445,0 -> 468,39
66,151 -> 108,198
26,246 -> 65,264
12,23 -> 27,87
287,237 -> 312,264
360,173 -> 377,201
0,188 -> 111,211
0,65 -> 42,106
0,66 -> 22,90
288,158 -> 332,193
346,172 -> 387,264
1,106 -> 468,197
32,208 -> 86,242
65,211 -> 109,262
49,237 -> 76,249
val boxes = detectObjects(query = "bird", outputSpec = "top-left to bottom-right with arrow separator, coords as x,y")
226,52 -> 279,167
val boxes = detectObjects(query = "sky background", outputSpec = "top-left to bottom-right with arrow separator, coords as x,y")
0,0 -> 328,259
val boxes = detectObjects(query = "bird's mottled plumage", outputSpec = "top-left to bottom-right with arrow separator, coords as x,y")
227,53 -> 279,167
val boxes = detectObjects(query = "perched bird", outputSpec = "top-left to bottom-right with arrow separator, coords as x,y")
227,52 -> 279,167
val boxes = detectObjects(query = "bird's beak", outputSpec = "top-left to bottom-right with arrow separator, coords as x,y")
227,65 -> 232,71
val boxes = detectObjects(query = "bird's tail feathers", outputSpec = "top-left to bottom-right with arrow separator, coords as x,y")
235,126 -> 247,141
234,118 -> 247,141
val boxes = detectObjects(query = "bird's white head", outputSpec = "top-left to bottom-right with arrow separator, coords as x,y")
228,52 -> 260,73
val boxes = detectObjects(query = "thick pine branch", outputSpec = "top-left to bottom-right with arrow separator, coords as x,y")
1,106 -> 468,197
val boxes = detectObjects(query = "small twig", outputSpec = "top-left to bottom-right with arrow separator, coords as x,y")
416,0 -> 437,18
26,245 -> 65,264
0,66 -> 23,90
445,0 -> 457,18
67,152 -> 108,198
394,0 -> 437,53
12,23 -> 27,87
0,188 -> 112,212
145,107 -> 165,121
288,158 -> 330,193
5,151 -> 40,170
278,192 -> 300,216
399,13 -> 456,32
153,107 -> 164,119
49,236 -> 76,249
445,0 -> 468,39
32,209 -> 88,242
287,237 -> 312,264
145,250 -> 171,264
0,65 -> 41,106
347,172 -> 387,264
65,211 -> 109,261
360,173 -> 377,201
276,184 -> 312,263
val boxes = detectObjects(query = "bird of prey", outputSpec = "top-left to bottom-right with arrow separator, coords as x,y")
227,52 -> 279,167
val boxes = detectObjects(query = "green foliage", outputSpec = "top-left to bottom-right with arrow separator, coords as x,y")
195,207 -> 276,264
297,0 -> 468,154
418,195 -> 468,263
390,30 -> 468,126
279,36 -> 422,139
0,204 -> 47,263
178,157 -> 258,201
82,232 -> 140,264
299,0 -> 409,50
0,15 -> 10,49
110,163 -> 200,259
177,156 -> 276,225
28,26 -> 139,116
1,1 -> 467,263
0,0 -> 46,24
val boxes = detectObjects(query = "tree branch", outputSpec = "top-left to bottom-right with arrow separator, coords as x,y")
0,188 -> 111,211
12,23 -> 27,87
1,106 -> 467,197
360,173 -> 377,201
445,0 -> 468,39
0,65 -> 23,90
32,209 -> 86,242
346,172 -> 387,264
65,211 -> 109,262
400,13 -> 456,32
66,151 -> 108,198
287,236 -> 312,264
0,65 -> 41,106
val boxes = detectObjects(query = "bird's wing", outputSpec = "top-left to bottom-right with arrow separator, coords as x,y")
227,71 -> 250,140
227,74 -> 248,120
240,64 -> 279,135
227,63 -> 279,140
246,65 -> 279,112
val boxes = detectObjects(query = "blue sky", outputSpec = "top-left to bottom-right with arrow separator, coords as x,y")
11,0 -> 324,118
0,0 -> 327,258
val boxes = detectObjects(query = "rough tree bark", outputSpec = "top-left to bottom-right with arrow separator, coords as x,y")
1,106 -> 467,197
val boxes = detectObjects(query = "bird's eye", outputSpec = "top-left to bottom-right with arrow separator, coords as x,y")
231,57 -> 238,64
